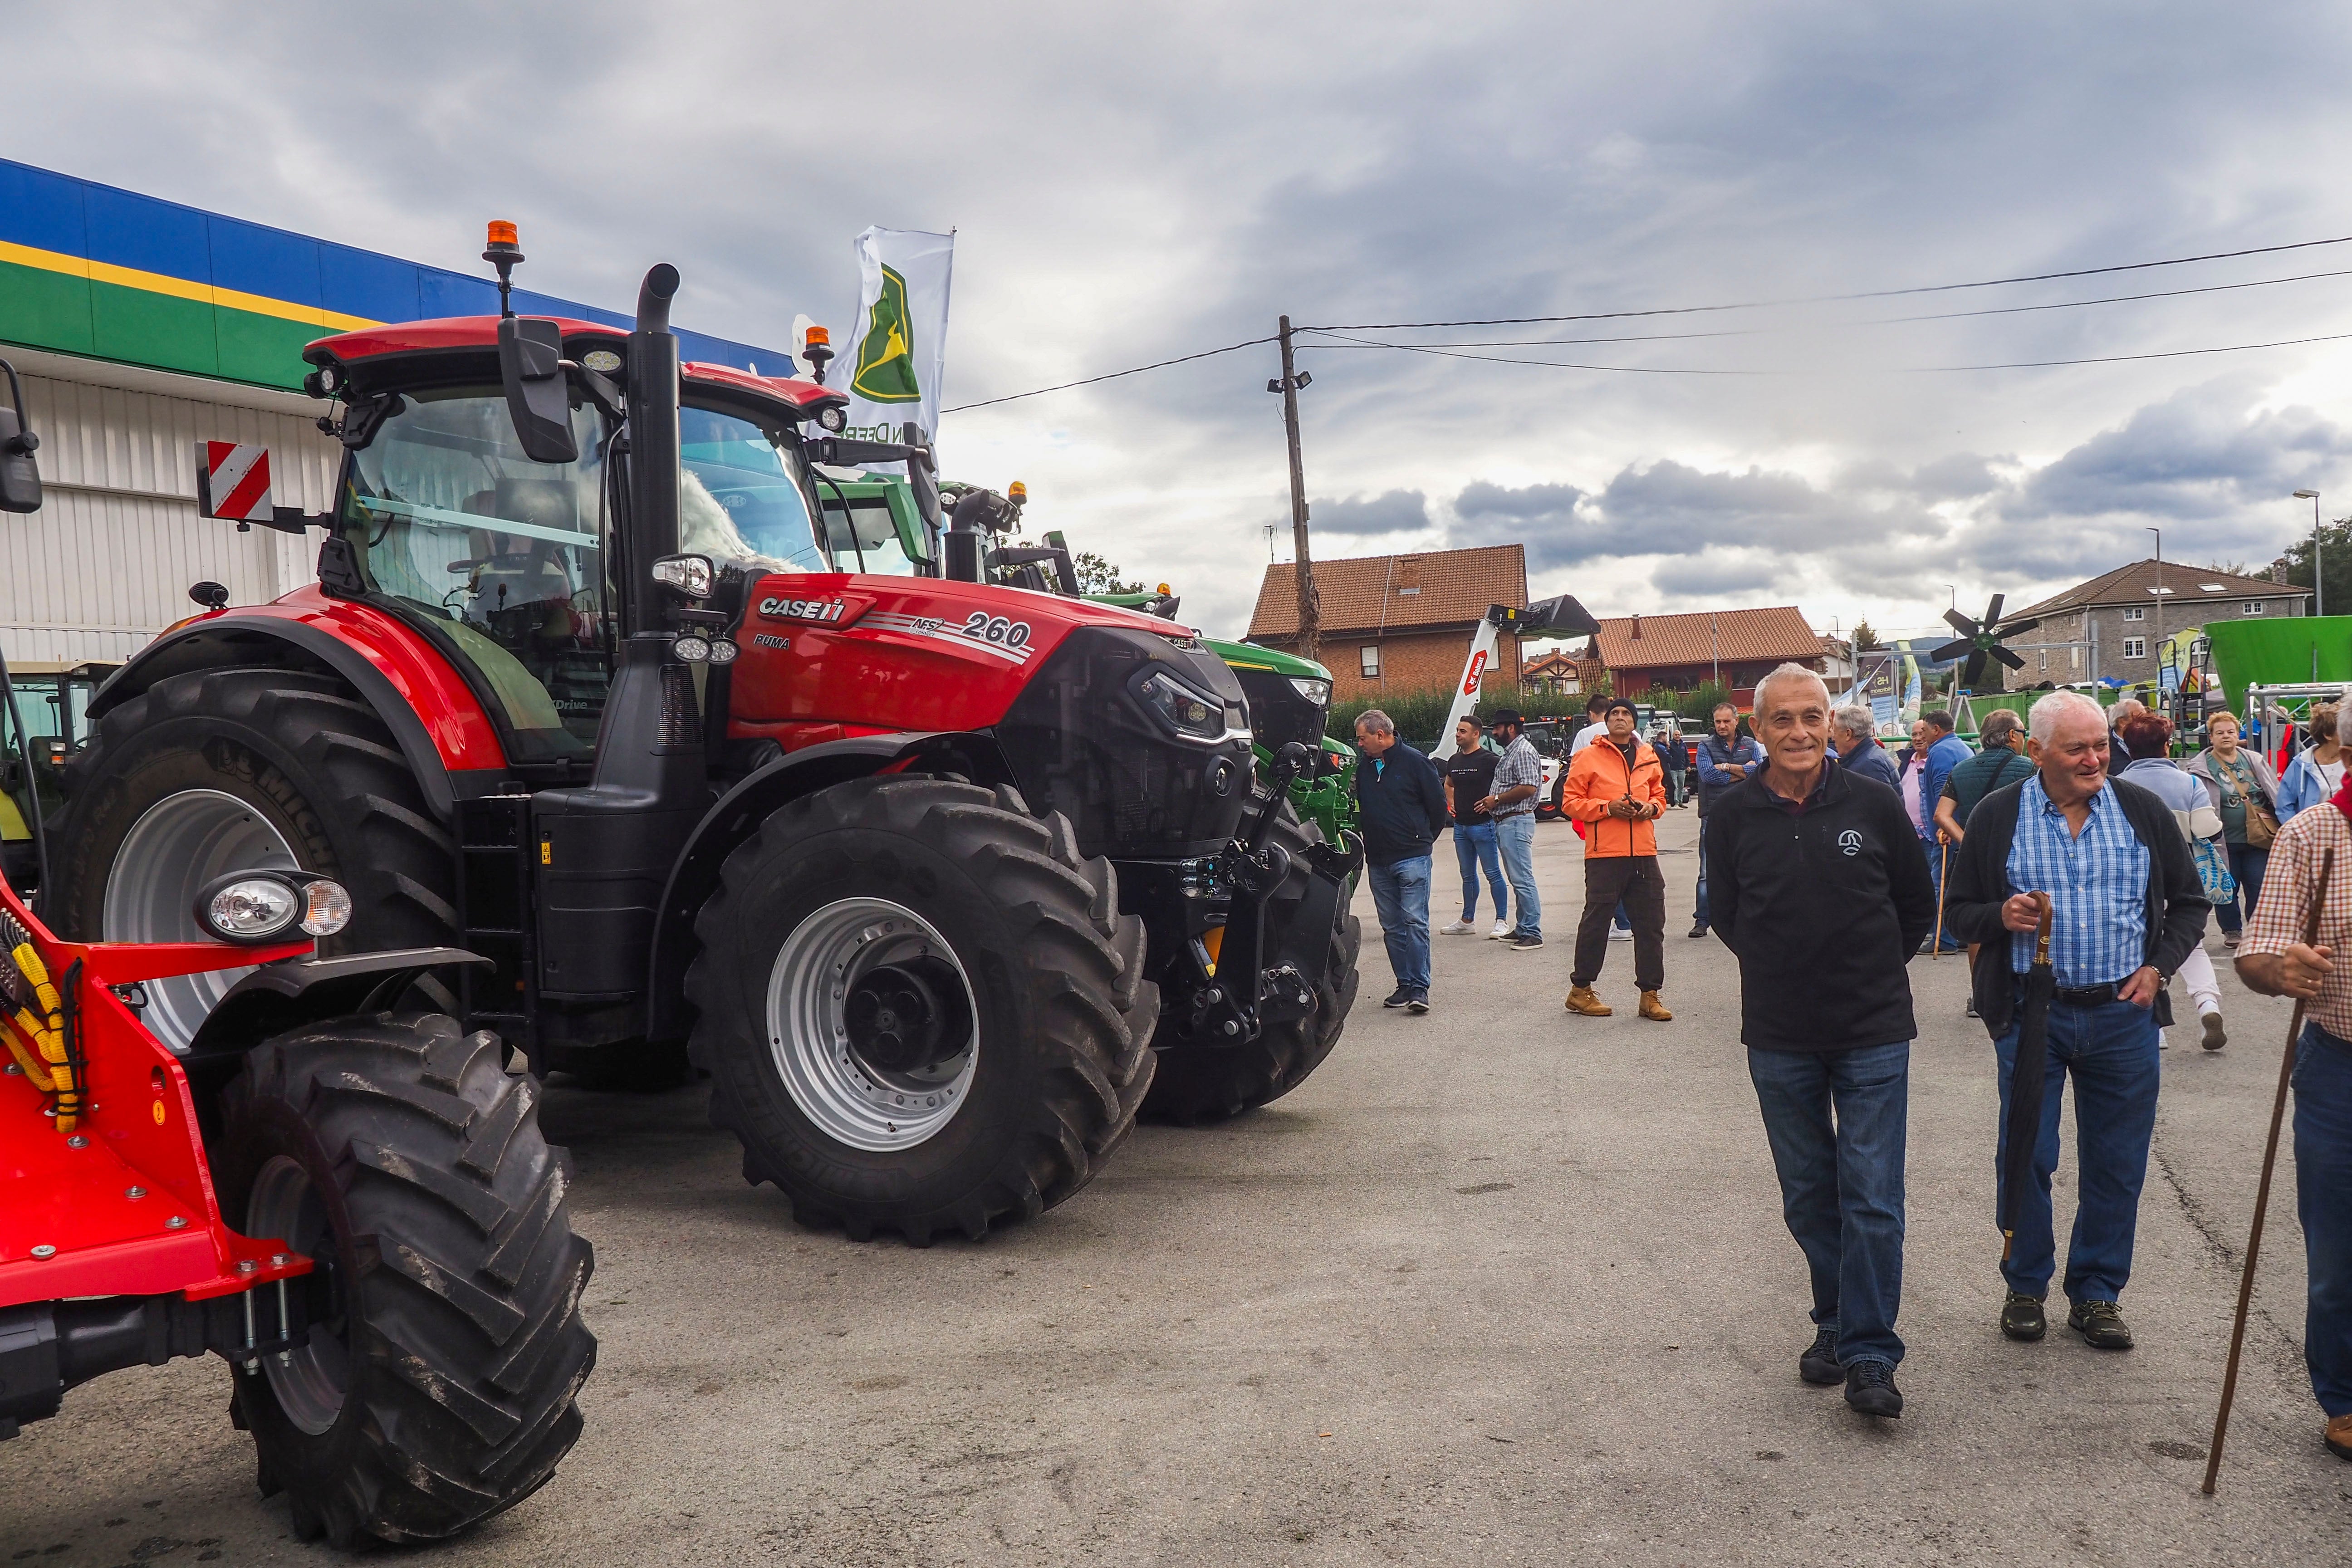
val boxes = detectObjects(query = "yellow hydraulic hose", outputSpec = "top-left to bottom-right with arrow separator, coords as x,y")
0,930 -> 75,1132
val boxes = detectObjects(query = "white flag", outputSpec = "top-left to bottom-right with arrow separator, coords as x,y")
836,227 -> 954,465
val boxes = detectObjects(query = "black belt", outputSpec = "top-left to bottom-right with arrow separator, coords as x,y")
2015,978 -> 2124,1008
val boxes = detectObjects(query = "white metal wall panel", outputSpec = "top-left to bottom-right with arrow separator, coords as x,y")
0,368 -> 340,663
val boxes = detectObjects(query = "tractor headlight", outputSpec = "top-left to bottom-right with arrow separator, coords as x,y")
1288,676 -> 1331,707
1135,669 -> 1226,740
652,553 -> 715,600
195,872 -> 351,945
672,634 -> 712,664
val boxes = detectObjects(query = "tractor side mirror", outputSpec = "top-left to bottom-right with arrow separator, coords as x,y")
0,359 -> 41,514
497,317 -> 579,464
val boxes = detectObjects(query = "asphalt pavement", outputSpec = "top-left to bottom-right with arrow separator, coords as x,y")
8,805 -> 2346,1566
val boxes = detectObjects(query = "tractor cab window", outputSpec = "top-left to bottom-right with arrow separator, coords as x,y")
813,480 -> 931,577
679,406 -> 829,574
338,388 -> 613,759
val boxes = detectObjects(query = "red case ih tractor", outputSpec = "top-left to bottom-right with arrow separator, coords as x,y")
0,357 -> 596,1547
51,230 -> 1360,1246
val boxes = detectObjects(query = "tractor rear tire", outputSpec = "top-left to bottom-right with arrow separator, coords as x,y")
54,667 -> 458,1046
1141,799 -> 1363,1125
686,775 -> 1156,1245
214,1012 -> 595,1548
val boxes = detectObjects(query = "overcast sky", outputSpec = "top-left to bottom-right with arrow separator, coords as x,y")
10,2 -> 2352,648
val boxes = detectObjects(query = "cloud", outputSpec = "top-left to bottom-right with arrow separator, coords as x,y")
1308,488 -> 1431,535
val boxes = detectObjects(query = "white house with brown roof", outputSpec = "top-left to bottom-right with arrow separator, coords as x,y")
2006,559 -> 2300,684
1247,544 -> 1529,701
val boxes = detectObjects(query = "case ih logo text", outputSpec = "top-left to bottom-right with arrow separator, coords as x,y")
758,597 -> 848,623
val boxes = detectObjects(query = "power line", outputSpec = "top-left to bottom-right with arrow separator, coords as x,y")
1294,265 -> 2352,351
1299,233 -> 2352,332
941,336 -> 1273,412
1303,325 -> 2352,376
938,230 -> 2352,412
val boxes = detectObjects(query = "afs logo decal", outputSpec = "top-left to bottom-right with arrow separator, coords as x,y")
759,596 -> 849,623
850,265 -> 921,404
1837,829 -> 1863,857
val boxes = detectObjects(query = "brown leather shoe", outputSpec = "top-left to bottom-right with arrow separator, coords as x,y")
1638,990 -> 1673,1022
1564,986 -> 1612,1017
2329,1413 -> 2352,1461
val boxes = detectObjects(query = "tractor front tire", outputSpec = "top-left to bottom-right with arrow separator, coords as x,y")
686,776 -> 1156,1245
215,1012 -> 595,1548
1142,799 -> 1363,1125
54,667 -> 458,1045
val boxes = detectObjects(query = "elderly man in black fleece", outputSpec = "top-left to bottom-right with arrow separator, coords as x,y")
1706,663 -> 1936,1420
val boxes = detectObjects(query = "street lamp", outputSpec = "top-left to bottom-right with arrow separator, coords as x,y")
2147,526 -> 2164,691
2294,490 -> 2323,617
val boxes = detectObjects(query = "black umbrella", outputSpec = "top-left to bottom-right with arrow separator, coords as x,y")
1999,892 -> 2055,1260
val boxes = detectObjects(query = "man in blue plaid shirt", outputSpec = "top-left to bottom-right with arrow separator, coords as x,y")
1945,690 -> 2209,1352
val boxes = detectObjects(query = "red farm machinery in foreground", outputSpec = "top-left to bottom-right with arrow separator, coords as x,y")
0,356 -> 595,1546
43,229 -> 1362,1249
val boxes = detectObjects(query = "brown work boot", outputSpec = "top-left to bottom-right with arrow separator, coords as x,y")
1564,986 -> 1612,1017
1638,990 -> 1673,1022
2329,1413 -> 2352,1462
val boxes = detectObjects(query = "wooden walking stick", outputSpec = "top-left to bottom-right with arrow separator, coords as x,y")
2203,844 -> 2336,1495
1933,838 -> 1950,958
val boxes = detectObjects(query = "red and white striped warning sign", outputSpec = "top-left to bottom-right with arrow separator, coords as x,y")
196,441 -> 274,522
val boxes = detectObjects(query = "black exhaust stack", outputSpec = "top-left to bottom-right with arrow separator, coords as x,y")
520,264 -> 705,1064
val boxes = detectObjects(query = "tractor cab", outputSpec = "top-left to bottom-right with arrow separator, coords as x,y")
311,316 -> 862,766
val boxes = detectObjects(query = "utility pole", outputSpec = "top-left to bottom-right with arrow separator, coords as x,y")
2295,490 -> 2323,616
1271,316 -> 1320,662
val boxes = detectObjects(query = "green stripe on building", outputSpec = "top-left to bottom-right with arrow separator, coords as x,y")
2,259 -> 316,390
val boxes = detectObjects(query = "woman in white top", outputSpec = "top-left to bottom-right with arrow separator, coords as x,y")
2278,701 -> 2347,821
2116,711 -> 2229,1051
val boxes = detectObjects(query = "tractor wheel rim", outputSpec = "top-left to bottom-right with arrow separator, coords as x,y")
102,788 -> 299,1050
247,1154 -> 350,1437
765,897 -> 979,1152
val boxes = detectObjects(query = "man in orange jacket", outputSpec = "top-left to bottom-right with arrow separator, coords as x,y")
1563,696 -> 1672,1020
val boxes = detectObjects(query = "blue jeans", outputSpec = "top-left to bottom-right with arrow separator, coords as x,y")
1747,1042 -> 1911,1368
1366,854 -> 1432,995
1451,822 -> 1506,923
2215,843 -> 2270,936
1994,996 -> 2161,1303
2295,1022 -> 2352,1417
1494,813 -> 1539,938
1922,838 -> 1961,951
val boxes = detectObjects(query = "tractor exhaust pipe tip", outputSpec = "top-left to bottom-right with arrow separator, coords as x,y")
637,265 -> 680,334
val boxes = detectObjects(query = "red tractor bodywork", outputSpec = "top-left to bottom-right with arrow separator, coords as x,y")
0,877 -> 313,1315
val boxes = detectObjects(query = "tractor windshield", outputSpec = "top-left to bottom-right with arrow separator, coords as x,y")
338,388 -> 614,758
677,407 -> 829,574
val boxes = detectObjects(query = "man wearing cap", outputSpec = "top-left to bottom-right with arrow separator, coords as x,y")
1563,696 -> 1672,1019
1479,709 -> 1545,949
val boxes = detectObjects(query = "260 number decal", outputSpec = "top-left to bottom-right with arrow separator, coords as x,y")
961,612 -> 1032,648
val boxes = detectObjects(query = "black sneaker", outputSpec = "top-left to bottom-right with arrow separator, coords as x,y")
1965,998 -> 1980,1019
1844,1359 -> 1903,1417
1687,920 -> 1708,939
1799,1325 -> 1842,1385
2068,1298 -> 2134,1350
1405,993 -> 1430,1014
2000,1290 -> 2047,1342
1510,933 -> 1544,950
1382,987 -> 1413,1009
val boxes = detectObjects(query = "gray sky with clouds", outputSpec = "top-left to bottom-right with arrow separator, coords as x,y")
9,2 -> 2352,646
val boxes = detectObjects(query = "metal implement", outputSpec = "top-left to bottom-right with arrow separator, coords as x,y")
2203,845 -> 2336,1494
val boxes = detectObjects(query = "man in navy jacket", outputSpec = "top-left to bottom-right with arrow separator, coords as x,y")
1353,709 -> 1450,1013
1916,710 -> 1973,952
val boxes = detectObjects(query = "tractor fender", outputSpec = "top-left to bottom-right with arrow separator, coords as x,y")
85,615 -> 479,823
181,948 -> 490,1065
645,731 -> 1017,1040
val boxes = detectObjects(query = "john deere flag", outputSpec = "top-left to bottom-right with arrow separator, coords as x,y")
838,227 -> 954,463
